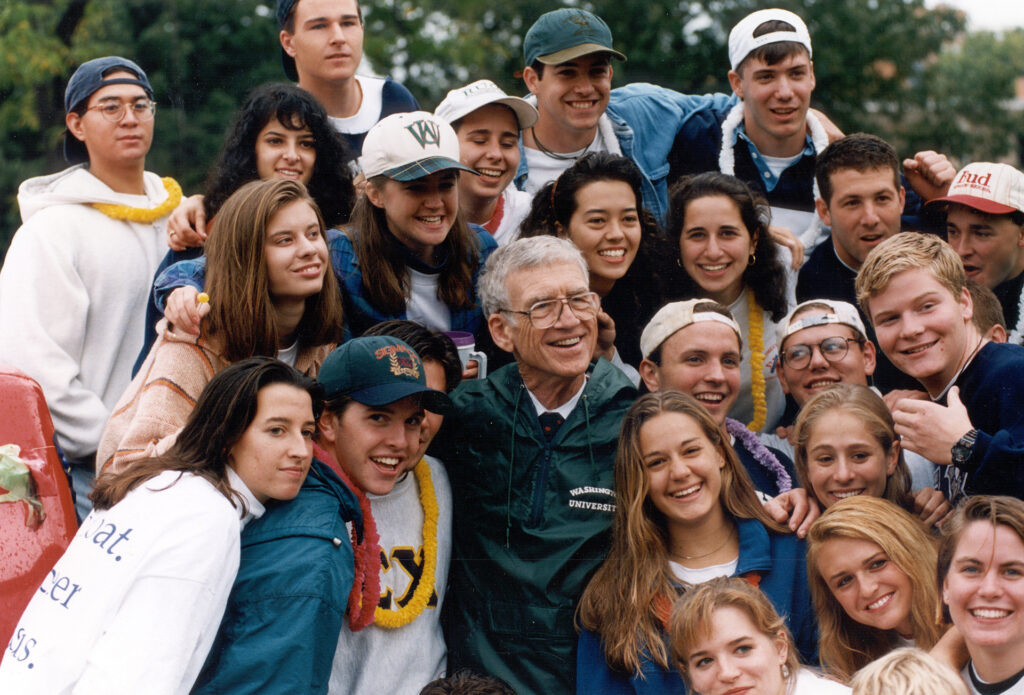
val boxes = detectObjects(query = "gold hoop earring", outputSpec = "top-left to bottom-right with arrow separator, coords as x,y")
748,252 -> 757,266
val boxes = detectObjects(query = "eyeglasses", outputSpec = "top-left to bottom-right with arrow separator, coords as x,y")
501,292 -> 600,329
780,336 -> 865,370
86,99 -> 157,123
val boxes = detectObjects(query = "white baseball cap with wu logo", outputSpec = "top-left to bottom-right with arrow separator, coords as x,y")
359,111 -> 479,182
927,162 -> 1024,215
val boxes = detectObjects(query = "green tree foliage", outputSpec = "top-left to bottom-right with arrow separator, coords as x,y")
905,28 -> 1024,165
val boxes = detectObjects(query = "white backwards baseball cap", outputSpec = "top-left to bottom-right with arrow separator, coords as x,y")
779,299 -> 867,347
729,8 -> 812,70
927,162 -> 1024,215
640,300 -> 743,360
359,111 -> 478,182
434,80 -> 538,131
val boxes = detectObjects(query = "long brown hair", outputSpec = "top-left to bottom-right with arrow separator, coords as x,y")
806,496 -> 944,681
204,178 -> 343,362
349,176 -> 479,315
577,391 -> 785,675
91,357 -> 323,510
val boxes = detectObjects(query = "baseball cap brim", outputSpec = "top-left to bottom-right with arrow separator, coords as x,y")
350,382 -> 454,416
925,193 -> 1019,215
383,156 -> 479,182
536,44 -> 626,65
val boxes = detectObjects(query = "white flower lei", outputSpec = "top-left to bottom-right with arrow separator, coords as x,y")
718,101 -> 829,249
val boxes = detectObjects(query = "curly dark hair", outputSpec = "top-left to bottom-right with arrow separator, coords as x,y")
519,152 -> 677,365
203,82 -> 356,227
665,172 -> 789,322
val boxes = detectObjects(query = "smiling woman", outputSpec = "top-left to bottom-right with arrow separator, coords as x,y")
576,391 -> 815,695
98,179 -> 342,473
0,358 -> 323,694
938,496 -> 1024,692
806,496 -> 946,682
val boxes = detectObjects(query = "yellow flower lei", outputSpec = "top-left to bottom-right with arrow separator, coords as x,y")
91,177 -> 182,223
746,288 -> 768,432
374,458 -> 439,629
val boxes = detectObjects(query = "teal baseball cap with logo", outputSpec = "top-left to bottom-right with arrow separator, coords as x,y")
358,111 -> 479,182
318,336 -> 453,415
523,8 -> 626,66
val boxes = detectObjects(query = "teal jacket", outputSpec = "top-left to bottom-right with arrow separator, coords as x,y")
191,461 -> 363,695
431,359 -> 636,695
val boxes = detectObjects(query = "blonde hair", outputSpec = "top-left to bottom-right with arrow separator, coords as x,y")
855,233 -> 966,321
806,496 -> 944,681
793,384 -> 912,511
577,391 -> 785,675
669,576 -> 800,688
850,648 -> 967,695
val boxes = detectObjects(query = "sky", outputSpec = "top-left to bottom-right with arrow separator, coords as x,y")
926,0 -> 1024,31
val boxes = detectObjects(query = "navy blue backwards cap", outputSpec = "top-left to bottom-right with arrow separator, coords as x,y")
318,336 -> 453,415
63,56 -> 153,164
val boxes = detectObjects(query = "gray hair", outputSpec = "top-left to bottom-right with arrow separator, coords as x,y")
478,236 -> 589,317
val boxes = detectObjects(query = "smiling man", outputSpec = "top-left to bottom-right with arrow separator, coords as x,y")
515,8 -> 732,223
928,162 -> 1024,344
430,236 -> 636,694
796,134 -> 919,391
276,0 -> 418,157
669,10 -> 953,254
856,232 -> 1024,503
0,57 -> 177,516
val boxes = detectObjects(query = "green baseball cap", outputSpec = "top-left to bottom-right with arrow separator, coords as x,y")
318,336 -> 453,415
523,9 -> 626,66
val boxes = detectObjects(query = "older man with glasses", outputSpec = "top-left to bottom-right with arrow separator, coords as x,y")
0,56 -> 178,517
429,236 -> 636,695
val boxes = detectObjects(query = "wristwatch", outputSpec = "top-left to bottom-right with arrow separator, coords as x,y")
951,428 -> 979,467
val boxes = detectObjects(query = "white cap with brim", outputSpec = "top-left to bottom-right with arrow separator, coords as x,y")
926,162 -> 1024,216
778,299 -> 867,348
640,300 -> 742,360
359,111 -> 479,182
729,8 -> 812,70
434,79 -> 539,131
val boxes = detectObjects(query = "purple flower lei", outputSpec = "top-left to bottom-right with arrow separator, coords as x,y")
725,418 -> 793,493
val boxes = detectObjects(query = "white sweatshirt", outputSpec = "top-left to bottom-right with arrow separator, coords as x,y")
0,468 -> 263,695
0,165 -> 169,459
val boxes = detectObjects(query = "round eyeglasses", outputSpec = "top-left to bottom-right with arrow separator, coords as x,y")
501,292 -> 600,329
86,99 -> 157,123
779,336 -> 865,370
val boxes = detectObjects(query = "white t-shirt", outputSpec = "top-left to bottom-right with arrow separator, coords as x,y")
963,662 -> 1024,695
327,74 -> 386,136
406,268 -> 452,332
670,558 -> 739,585
793,668 -> 851,694
0,469 -> 261,695
521,113 -> 621,195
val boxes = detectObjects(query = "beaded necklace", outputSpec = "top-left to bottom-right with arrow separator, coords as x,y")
746,288 -> 768,432
91,177 -> 182,223
374,458 -> 439,629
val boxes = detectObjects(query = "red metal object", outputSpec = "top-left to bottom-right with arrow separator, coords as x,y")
0,365 -> 78,649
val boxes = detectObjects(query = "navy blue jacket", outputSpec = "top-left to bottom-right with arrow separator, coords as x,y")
941,341 -> 1024,502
